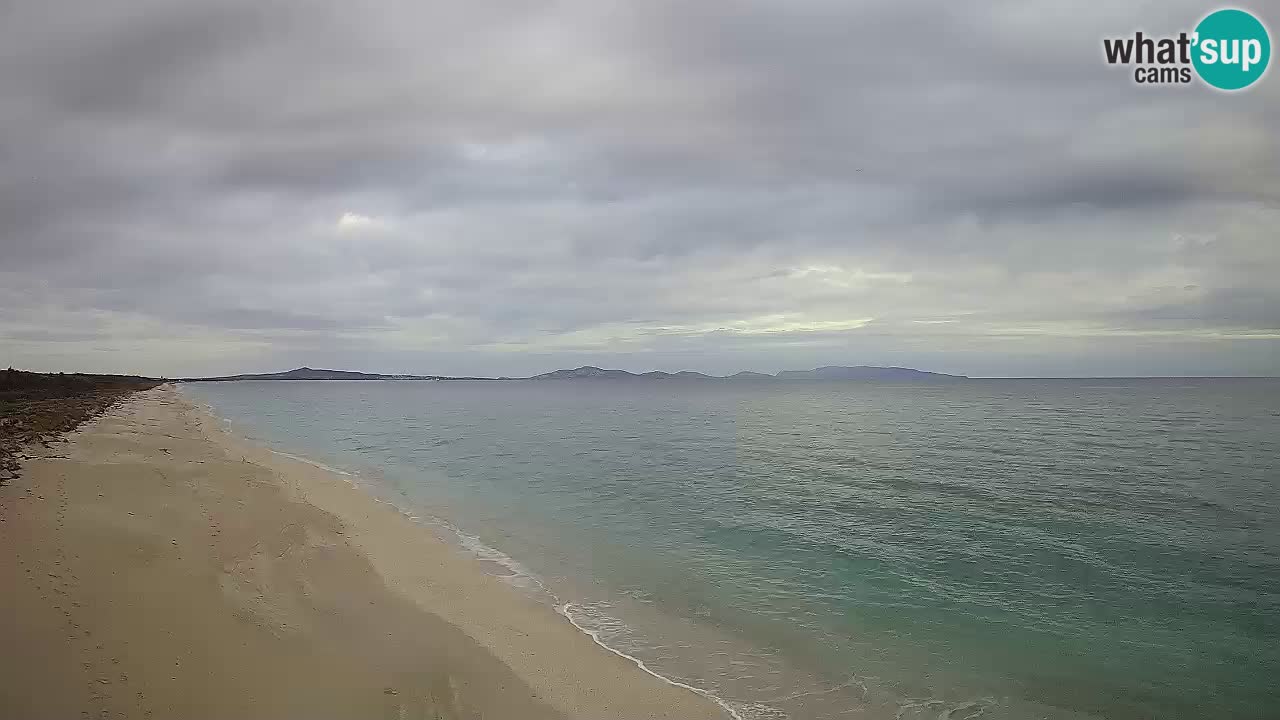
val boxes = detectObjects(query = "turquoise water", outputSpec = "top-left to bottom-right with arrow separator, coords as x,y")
185,379 -> 1280,719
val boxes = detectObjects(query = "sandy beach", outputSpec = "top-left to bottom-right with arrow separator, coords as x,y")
0,385 -> 727,720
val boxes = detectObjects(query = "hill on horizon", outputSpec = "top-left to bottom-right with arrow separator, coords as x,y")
180,367 -> 468,382
531,365 -> 965,381
180,364 -> 966,382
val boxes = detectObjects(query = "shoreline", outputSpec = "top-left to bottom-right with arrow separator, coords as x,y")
190,391 -> 750,719
186,392 -> 747,717
0,385 -> 728,719
190,390 -> 761,720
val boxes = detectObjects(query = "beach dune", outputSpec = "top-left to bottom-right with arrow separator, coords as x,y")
0,386 -> 727,720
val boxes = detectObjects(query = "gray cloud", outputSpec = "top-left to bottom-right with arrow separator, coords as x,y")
1,0 -> 1277,377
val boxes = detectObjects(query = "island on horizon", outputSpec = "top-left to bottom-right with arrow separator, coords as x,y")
176,364 -> 968,383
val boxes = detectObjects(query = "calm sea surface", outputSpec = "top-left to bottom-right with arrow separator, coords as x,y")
184,379 -> 1280,720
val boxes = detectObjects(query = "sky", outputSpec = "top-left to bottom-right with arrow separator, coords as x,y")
2,1 -> 1278,378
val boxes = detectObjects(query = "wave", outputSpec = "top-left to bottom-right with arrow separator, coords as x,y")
424,518 -> 786,719
267,449 -> 355,477
397,504 -> 776,718
287,460 -> 769,719
401,513 -> 779,718
451,528 -> 546,592
558,602 -> 758,720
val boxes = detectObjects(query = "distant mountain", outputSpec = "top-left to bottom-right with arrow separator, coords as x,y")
182,367 -> 477,382
185,364 -> 965,383
531,366 -> 638,380
639,370 -> 716,380
532,367 -> 723,381
531,365 -> 965,381
674,370 -> 715,379
773,366 -> 960,381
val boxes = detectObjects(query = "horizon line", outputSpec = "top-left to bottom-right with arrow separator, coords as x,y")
8,366 -> 1278,381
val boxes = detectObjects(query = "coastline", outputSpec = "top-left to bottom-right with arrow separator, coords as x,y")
0,385 -> 727,719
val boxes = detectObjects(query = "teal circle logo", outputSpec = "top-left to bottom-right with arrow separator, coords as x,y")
1192,9 -> 1271,90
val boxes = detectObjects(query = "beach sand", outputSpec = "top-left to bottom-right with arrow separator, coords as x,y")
0,385 -> 728,720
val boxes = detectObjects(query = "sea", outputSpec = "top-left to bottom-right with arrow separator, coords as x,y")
183,378 -> 1280,720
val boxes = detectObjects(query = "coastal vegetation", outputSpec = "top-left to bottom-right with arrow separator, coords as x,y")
0,369 -> 158,483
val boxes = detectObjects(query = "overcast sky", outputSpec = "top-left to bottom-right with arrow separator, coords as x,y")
2,1 -> 1277,378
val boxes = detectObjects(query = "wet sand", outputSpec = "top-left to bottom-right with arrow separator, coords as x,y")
0,385 -> 727,720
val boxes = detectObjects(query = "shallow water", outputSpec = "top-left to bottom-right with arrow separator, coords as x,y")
185,379 -> 1280,719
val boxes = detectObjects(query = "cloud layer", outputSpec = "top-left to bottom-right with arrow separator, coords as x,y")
2,1 -> 1278,376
